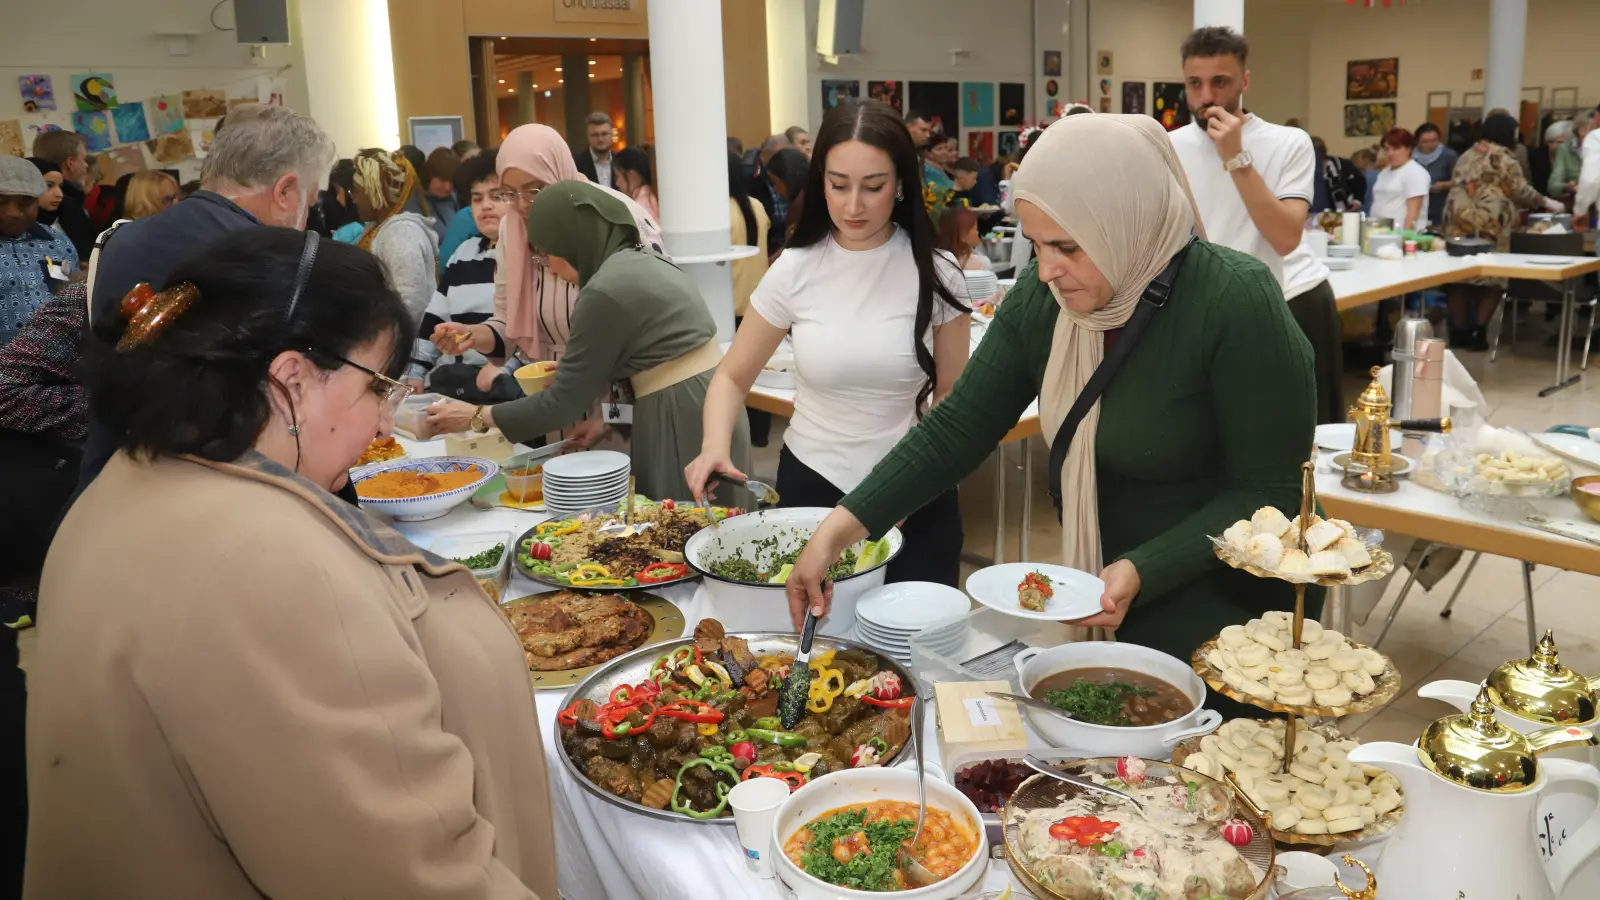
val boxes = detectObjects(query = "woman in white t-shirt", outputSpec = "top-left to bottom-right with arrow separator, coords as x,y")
1370,128 -> 1432,230
686,99 -> 972,586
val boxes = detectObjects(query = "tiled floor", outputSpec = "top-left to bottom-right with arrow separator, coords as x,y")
749,328 -> 1600,741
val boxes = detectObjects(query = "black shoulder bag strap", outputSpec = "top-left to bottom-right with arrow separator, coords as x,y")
1048,235 -> 1197,519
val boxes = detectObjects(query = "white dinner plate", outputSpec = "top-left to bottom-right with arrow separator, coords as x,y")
1315,423 -> 1403,452
964,563 -> 1105,621
541,451 -> 630,479
1531,432 -> 1600,472
855,582 -> 971,630
854,621 -> 962,652
1526,257 -> 1578,266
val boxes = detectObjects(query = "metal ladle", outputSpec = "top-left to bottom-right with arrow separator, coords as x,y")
896,696 -> 940,888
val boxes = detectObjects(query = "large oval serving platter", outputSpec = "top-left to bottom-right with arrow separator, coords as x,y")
555,632 -> 920,824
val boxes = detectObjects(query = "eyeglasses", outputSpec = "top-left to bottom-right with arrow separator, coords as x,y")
328,353 -> 412,415
489,186 -> 542,204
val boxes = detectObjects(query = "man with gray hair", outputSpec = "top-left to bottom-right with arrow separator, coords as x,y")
574,111 -> 616,187
75,102 -> 334,489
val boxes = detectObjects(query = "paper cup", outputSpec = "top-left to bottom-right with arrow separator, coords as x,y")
728,777 -> 790,878
1275,851 -> 1338,892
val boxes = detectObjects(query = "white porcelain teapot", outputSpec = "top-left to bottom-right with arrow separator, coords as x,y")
1419,631 -> 1600,900
1347,686 -> 1600,900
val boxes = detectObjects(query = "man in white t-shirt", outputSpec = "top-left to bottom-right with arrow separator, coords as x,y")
1572,105 -> 1600,228
1169,26 -> 1342,424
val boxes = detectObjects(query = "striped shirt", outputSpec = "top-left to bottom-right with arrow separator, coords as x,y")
408,236 -> 498,380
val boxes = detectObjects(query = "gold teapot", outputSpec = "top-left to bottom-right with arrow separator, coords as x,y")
1342,366 -> 1450,493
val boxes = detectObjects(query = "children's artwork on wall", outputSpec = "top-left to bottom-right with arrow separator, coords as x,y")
1152,82 -> 1191,131
148,131 -> 195,165
102,146 -> 147,183
111,102 -> 151,144
909,82 -> 960,137
149,95 -> 185,134
998,131 -> 1020,158
257,77 -> 285,107
1346,58 -> 1399,101
182,89 -> 228,119
868,81 -> 902,113
820,79 -> 859,111
999,83 -> 1026,125
1097,51 -> 1114,76
18,75 -> 55,112
71,74 -> 117,112
1122,81 -> 1147,115
967,131 -> 994,164
1043,50 -> 1062,77
25,123 -> 62,150
961,82 -> 995,128
1046,99 -> 1064,118
1344,102 -> 1397,137
0,121 -> 24,157
72,110 -> 112,152
1046,80 -> 1059,98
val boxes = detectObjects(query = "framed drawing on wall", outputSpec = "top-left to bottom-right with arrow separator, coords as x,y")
909,81 -> 960,137
1122,81 -> 1146,115
868,80 -> 902,113
408,116 -> 464,155
999,83 -> 1026,125
1151,82 -> 1190,131
1343,102 -> 1396,138
1346,58 -> 1399,100
821,79 -> 860,112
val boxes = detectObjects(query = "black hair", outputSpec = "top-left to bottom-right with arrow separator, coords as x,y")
108,172 -> 135,223
729,151 -> 758,247
1415,123 -> 1441,138
1181,26 -> 1249,65
613,147 -> 654,187
454,148 -> 499,205
329,159 -> 356,193
1480,114 -> 1521,151
87,227 -> 412,463
789,99 -> 968,416
27,156 -> 59,176
395,145 -> 427,177
766,148 -> 809,201
451,139 -> 480,157
952,157 -> 981,174
905,108 -> 932,124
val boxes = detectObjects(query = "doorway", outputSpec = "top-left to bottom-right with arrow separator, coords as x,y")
469,36 -> 652,151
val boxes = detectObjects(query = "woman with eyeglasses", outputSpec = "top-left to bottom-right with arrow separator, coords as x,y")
426,181 -> 751,506
428,124 -> 662,449
26,228 -> 558,898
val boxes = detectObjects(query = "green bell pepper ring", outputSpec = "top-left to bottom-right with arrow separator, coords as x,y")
745,728 -> 808,749
753,717 -> 782,731
723,729 -> 747,745
670,757 -> 739,819
1095,841 -> 1125,859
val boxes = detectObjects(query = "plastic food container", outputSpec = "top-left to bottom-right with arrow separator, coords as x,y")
501,459 -> 544,505
906,606 -> 1075,695
393,392 -> 441,439
429,529 -> 515,602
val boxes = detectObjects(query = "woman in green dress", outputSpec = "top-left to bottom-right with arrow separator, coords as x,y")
785,114 -> 1318,663
425,181 -> 751,504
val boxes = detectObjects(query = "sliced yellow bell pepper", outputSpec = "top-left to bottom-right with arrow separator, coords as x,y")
807,667 -> 846,713
536,520 -> 580,537
843,678 -> 871,700
809,649 -> 837,671
696,722 -> 720,737
573,563 -> 611,578
807,692 -> 833,713
568,575 -> 626,587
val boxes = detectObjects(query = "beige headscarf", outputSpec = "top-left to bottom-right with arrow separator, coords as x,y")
1010,114 -> 1206,576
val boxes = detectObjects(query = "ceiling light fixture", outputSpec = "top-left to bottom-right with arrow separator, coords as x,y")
555,67 -> 563,72
497,79 -> 505,84
589,60 -> 597,65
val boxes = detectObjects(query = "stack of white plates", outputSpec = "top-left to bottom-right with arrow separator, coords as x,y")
1324,257 -> 1355,271
963,269 -> 999,301
852,582 -> 971,663
541,450 -> 631,516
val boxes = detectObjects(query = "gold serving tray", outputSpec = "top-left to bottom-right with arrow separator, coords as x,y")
502,590 -> 686,690
1212,543 -> 1397,588
1190,637 -> 1402,718
1172,728 -> 1405,848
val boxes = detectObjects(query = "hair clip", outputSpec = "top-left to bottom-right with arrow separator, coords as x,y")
117,281 -> 200,352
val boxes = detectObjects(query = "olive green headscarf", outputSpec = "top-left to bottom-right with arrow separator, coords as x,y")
524,180 -> 643,287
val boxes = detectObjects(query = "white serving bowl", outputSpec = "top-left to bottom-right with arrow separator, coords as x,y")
773,767 -> 987,900
1014,642 -> 1222,758
351,456 -> 497,521
683,507 -> 901,637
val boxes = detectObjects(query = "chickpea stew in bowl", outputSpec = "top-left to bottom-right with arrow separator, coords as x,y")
784,801 -> 980,892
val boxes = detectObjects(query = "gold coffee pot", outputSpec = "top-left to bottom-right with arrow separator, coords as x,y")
1342,366 -> 1451,493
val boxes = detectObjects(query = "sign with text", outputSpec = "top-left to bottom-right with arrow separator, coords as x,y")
553,0 -> 645,25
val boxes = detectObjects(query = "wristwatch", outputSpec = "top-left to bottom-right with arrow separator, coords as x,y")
1224,150 -> 1254,173
470,405 -> 489,434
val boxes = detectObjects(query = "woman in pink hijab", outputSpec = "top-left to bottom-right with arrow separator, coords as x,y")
431,124 -> 664,444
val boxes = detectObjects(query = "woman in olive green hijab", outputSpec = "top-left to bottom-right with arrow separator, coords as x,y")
426,181 -> 752,505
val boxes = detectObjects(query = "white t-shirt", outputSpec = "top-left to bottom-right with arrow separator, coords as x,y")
751,229 -> 969,492
1170,115 -> 1328,299
1371,159 -> 1431,228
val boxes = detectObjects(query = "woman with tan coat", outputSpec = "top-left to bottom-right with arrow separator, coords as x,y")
26,228 -> 555,899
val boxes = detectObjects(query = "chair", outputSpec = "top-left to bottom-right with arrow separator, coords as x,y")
1488,231 -> 1596,367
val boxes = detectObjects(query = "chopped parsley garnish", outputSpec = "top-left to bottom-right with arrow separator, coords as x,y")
798,808 -> 917,892
1044,678 -> 1153,727
451,543 -> 505,570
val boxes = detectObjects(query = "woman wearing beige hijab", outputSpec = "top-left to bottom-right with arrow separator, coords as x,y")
783,115 -> 1316,664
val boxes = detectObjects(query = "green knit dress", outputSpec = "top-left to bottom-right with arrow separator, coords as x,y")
842,240 -> 1322,663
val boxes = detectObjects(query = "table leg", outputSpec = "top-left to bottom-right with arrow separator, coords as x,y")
1373,541 -> 1434,649
1438,551 -> 1482,619
1522,561 -> 1539,654
993,444 -> 1007,565
1540,278 -> 1582,396
1020,437 -> 1033,562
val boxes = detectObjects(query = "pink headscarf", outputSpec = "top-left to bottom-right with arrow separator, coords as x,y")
497,124 -> 584,357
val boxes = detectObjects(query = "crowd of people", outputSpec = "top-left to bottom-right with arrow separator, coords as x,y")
0,23 -> 1597,898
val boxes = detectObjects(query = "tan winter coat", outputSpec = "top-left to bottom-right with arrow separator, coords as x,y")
26,451 -> 556,899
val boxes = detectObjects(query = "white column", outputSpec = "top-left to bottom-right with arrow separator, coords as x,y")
648,0 -> 737,340
1484,0 -> 1527,115
1194,0 -> 1245,32
766,0 -> 811,134
295,0 -> 399,154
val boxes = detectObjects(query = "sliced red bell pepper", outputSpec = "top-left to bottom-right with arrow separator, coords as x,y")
609,681 -> 659,707
742,764 -> 806,790
600,700 -> 657,739
1048,815 -> 1119,847
558,701 -> 583,727
861,695 -> 914,709
636,561 -> 689,584
658,699 -> 725,724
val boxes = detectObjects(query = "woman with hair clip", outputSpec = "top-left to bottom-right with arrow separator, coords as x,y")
781,115 -> 1317,674
686,99 -> 972,587
26,228 -> 557,898
349,147 -> 440,320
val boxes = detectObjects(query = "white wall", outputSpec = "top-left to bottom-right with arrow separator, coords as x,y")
1,0 -> 308,180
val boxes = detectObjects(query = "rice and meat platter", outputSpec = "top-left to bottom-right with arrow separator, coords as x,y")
1012,760 -> 1261,900
503,591 -> 655,671
354,468 -> 479,498
784,801 -> 980,892
556,619 -> 914,819
518,500 -> 733,588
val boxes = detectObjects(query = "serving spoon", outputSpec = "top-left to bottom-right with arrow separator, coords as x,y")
1022,755 -> 1147,815
897,695 -> 941,889
985,691 -> 1086,724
